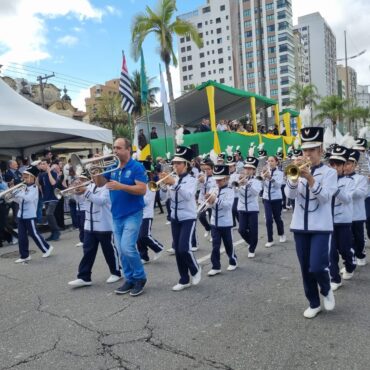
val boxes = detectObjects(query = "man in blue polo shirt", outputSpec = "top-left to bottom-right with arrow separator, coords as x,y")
97,138 -> 148,297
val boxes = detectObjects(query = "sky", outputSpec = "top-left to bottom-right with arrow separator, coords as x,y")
0,0 -> 369,111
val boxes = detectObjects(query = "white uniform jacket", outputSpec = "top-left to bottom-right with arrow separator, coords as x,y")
229,172 -> 240,198
349,172 -> 367,222
285,164 -> 337,233
332,175 -> 355,225
198,175 -> 217,203
210,186 -> 234,227
262,168 -> 283,201
83,184 -> 113,232
75,193 -> 88,212
237,178 -> 262,213
143,186 -> 155,219
14,184 -> 38,219
166,173 -> 197,222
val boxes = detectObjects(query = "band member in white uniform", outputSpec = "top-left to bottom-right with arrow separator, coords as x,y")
160,146 -> 201,291
285,127 -> 337,319
227,155 -> 240,228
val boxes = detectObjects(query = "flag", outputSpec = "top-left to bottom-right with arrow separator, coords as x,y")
159,64 -> 171,127
119,51 -> 135,114
140,48 -> 148,104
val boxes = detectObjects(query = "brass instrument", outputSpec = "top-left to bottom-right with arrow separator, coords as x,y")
0,182 -> 27,203
232,175 -> 251,189
148,172 -> 176,192
284,159 -> 311,181
256,164 -> 271,181
54,180 -> 92,200
71,154 -> 119,177
197,188 -> 218,214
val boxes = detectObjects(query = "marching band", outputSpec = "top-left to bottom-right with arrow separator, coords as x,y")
3,126 -> 370,318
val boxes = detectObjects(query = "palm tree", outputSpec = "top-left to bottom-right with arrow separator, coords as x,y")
315,95 -> 349,136
289,83 -> 320,125
130,70 -> 159,118
348,106 -> 370,135
131,0 -> 203,134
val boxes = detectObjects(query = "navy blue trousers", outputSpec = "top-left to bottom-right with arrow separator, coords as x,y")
330,224 -> 356,283
18,218 -> 50,259
210,226 -> 237,270
281,185 -> 287,209
232,198 -> 239,227
77,231 -> 121,282
137,218 -> 164,261
264,199 -> 284,242
294,233 -> 331,309
365,197 -> 370,239
76,210 -> 85,243
166,199 -> 171,221
198,208 -> 211,232
238,211 -> 259,253
171,219 -> 200,284
352,221 -> 366,259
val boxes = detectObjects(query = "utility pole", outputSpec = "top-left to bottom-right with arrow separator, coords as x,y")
37,73 -> 55,108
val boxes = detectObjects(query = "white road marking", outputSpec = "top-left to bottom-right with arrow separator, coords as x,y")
196,239 -> 245,264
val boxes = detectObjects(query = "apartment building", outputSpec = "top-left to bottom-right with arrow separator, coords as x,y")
337,64 -> 357,101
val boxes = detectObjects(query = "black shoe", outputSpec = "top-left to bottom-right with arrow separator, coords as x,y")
129,279 -> 147,297
115,281 -> 135,295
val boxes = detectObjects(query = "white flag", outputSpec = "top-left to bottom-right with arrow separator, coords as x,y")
160,64 -> 171,127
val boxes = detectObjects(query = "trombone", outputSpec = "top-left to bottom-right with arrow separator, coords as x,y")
284,159 -> 311,181
0,182 -> 27,203
54,180 -> 92,200
148,172 -> 176,192
71,154 -> 120,177
197,188 -> 218,214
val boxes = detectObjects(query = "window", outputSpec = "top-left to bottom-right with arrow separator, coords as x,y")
187,46 -> 191,51
218,58 -> 224,64
248,82 -> 255,89
181,57 -> 186,62
280,66 -> 288,74
187,55 -> 192,61
188,65 -> 193,71
220,78 -> 225,83
216,28 -> 222,34
216,17 -> 221,23
270,89 -> 278,95
203,6 -> 210,13
180,37 -> 185,43
197,22 -> 202,28
188,74 -> 193,80
270,67 -> 277,75
186,36 -> 190,42
208,70 -> 211,75
281,78 -> 289,85
200,62 -> 205,68
268,57 -> 276,64
278,21 -> 289,31
183,76 -> 187,81
246,51 -> 253,58
201,72 -> 206,77
220,5 -> 225,11
219,68 -> 224,74
244,9 -> 251,17
199,52 -> 204,58
206,31 -> 209,36
181,47 -> 185,52
245,41 -> 253,48
280,55 -> 288,63
268,46 -> 275,53
266,3 -> 274,10
247,72 -> 255,79
246,30 -> 252,37
277,11 -> 286,19
270,78 -> 277,85
182,66 -> 187,72
199,33 -> 203,39
211,40 -> 214,44
267,25 -> 275,32
244,20 -> 252,28
218,48 -> 223,54
247,62 -> 254,69
267,35 -> 275,43
217,38 -> 222,44
266,14 -> 274,21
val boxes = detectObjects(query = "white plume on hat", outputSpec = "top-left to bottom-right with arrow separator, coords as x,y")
257,142 -> 264,151
293,136 -> 300,149
287,145 -> 293,153
235,145 -> 240,152
209,149 -> 219,164
175,127 -> 184,145
248,142 -> 256,157
225,145 -> 233,157
103,145 -> 112,155
277,147 -> 283,154
132,147 -> 141,160
166,152 -> 171,160
338,133 -> 356,149
335,128 -> 344,144
323,127 -> 335,150
358,127 -> 368,139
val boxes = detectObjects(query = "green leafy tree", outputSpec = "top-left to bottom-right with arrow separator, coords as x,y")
131,0 -> 203,132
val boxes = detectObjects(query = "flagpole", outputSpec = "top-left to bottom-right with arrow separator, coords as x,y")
145,102 -> 152,157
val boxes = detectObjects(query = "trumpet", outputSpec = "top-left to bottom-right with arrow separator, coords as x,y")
231,175 -> 251,189
54,180 -> 92,200
284,159 -> 311,181
148,172 -> 176,192
71,154 -> 119,177
197,188 -> 218,214
0,182 -> 27,203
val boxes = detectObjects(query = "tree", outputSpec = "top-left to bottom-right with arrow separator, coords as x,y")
347,106 -> 370,135
315,95 -> 349,135
130,70 -> 159,118
289,83 -> 320,125
131,0 -> 203,135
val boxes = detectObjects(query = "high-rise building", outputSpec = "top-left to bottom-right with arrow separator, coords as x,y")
337,65 -> 357,101
295,12 -> 337,98
357,85 -> 370,108
293,28 -> 309,86
177,0 -> 241,93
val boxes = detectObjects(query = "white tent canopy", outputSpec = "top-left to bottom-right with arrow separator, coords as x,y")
0,78 -> 112,156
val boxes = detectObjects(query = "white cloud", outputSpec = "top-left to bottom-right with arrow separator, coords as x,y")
293,0 -> 370,84
57,35 -> 78,46
0,0 -> 103,68
71,87 -> 91,111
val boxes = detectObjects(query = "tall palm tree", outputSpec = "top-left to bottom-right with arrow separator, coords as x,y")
289,83 -> 320,125
130,70 -> 159,118
348,106 -> 370,135
131,0 -> 203,135
315,95 -> 349,136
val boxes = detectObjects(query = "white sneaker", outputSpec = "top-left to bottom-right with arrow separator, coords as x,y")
342,270 -> 354,280
204,231 -> 209,238
191,266 -> 202,285
11,237 -> 18,245
330,281 -> 343,291
357,257 -> 367,266
68,279 -> 92,288
265,241 -> 274,248
208,269 -> 221,276
190,246 -> 198,252
303,306 -> 322,319
42,245 -> 54,258
153,250 -> 164,261
340,267 -> 346,274
14,256 -> 31,263
279,235 -> 287,243
167,248 -> 175,255
141,259 -> 149,264
172,283 -> 191,291
248,252 -> 255,258
106,275 -> 122,283
75,242 -> 83,247
323,290 -> 335,311
227,264 -> 238,271
165,221 -> 171,225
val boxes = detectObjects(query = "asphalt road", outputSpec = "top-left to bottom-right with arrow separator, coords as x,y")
0,209 -> 369,370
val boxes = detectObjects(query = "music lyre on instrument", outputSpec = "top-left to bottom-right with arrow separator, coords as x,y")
148,172 -> 176,192
197,187 -> 218,214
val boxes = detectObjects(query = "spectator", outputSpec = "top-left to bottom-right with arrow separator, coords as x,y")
4,160 -> 22,228
138,129 -> 148,150
217,120 -> 228,131
150,127 -> 158,139
198,118 -> 211,132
